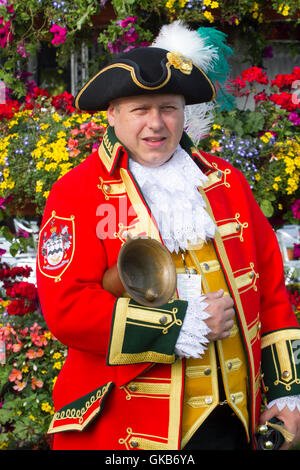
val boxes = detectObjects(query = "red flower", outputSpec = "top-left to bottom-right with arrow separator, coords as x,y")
241,66 -> 269,85
51,91 -> 76,114
269,92 -> 298,111
254,91 -> 268,103
0,100 -> 21,120
271,67 -> 300,91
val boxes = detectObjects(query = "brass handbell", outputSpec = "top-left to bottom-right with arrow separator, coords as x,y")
102,236 -> 177,307
118,236 -> 177,307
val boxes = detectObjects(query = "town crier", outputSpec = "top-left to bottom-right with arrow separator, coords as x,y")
36,22 -> 300,450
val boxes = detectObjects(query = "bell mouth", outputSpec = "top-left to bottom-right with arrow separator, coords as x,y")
117,236 -> 177,307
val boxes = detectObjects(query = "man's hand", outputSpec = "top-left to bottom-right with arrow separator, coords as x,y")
259,404 -> 300,450
203,289 -> 235,341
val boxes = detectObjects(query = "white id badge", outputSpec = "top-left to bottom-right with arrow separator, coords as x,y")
177,273 -> 202,301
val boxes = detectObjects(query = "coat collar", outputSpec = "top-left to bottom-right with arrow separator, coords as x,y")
98,125 -> 214,176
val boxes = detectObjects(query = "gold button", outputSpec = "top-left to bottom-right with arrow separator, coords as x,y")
217,170 -> 222,178
205,397 -> 213,404
263,440 -> 274,450
282,370 -> 290,379
130,440 -> 139,448
203,263 -> 210,271
159,315 -> 168,325
249,271 -> 255,279
231,395 -> 236,402
129,384 -> 137,392
236,224 -> 241,232
204,368 -> 211,376
103,184 -> 111,192
227,362 -> 232,370
257,424 -> 269,435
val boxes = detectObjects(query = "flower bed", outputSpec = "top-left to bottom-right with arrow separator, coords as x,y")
199,65 -> 300,229
0,259 -> 67,450
0,88 -> 107,215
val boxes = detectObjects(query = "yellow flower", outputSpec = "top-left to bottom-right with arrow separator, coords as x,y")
36,161 -> 45,170
43,191 -> 50,199
274,176 -> 281,182
36,180 -> 43,193
210,1 -> 219,8
40,123 -> 49,130
212,124 -> 221,130
260,135 -> 269,143
22,366 -> 29,373
44,331 -> 52,339
53,352 -> 62,360
29,414 -> 36,421
41,402 -> 54,414
255,174 -> 261,181
278,204 -> 283,210
57,131 -> 67,139
52,112 -> 62,122
203,0 -> 211,5
53,361 -> 62,370
203,10 -> 214,22
272,183 -> 279,191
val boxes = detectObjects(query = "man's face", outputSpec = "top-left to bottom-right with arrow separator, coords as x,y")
107,94 -> 185,167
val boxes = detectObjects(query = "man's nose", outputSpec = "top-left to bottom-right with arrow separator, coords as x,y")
148,109 -> 164,131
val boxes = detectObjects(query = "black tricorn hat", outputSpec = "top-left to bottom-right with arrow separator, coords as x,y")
73,47 -> 216,111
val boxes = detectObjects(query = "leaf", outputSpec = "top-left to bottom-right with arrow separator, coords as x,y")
244,112 -> 265,135
9,241 -> 20,257
260,199 -> 274,218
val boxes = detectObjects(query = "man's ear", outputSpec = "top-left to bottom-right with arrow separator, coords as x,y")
106,102 -> 116,127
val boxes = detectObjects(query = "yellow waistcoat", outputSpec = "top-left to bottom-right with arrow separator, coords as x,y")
172,240 -> 250,447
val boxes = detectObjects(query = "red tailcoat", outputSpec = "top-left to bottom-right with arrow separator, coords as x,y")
37,128 -> 300,450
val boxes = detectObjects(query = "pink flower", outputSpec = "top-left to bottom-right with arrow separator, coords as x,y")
118,16 -> 138,28
12,342 -> 22,352
291,199 -> 300,219
13,380 -> 27,392
122,27 -> 139,44
0,19 -> 13,48
17,43 -> 28,58
288,112 -> 300,126
9,368 -> 22,382
50,24 -> 67,46
31,376 -> 44,390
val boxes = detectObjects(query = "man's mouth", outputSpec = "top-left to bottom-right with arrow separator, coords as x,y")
143,137 -> 165,142
143,136 -> 166,145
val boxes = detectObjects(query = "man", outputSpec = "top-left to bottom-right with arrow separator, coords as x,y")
37,23 -> 300,450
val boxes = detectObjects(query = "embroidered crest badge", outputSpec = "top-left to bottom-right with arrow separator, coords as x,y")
38,211 -> 75,282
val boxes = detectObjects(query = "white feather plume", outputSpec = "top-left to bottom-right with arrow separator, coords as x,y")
184,103 -> 215,146
152,20 -> 218,73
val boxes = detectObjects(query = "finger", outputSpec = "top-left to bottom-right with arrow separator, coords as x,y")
204,289 -> 224,300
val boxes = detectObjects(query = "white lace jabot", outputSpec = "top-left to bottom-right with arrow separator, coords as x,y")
129,145 -> 216,253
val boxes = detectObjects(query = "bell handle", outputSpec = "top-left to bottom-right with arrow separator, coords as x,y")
102,263 -> 125,297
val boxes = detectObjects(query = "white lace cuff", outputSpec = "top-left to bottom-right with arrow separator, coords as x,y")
267,395 -> 300,412
174,295 -> 211,359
